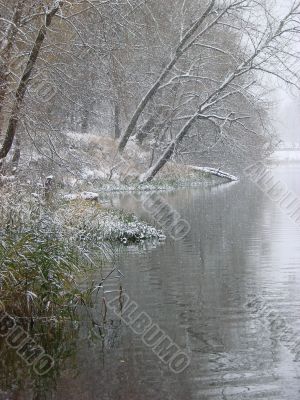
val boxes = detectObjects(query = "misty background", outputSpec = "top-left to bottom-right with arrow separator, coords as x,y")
273,0 -> 300,143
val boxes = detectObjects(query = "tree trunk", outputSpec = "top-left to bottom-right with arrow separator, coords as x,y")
187,165 -> 238,181
117,0 -> 215,153
0,0 -> 26,134
81,109 -> 89,133
114,102 -> 121,139
0,65 -> 7,135
136,114 -> 156,144
139,112 -> 199,183
11,135 -> 21,173
0,0 -> 63,162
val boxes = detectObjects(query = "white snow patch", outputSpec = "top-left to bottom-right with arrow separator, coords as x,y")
81,191 -> 99,200
63,193 -> 79,201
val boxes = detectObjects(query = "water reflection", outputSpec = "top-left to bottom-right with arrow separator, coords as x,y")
1,165 -> 300,399
0,321 -> 79,400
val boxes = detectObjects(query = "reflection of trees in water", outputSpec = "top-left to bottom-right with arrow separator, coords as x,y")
106,183 -> 268,398
0,184 -> 271,400
0,297 -> 125,400
0,320 -> 79,399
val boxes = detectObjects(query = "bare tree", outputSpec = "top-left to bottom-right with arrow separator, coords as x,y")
139,0 -> 300,182
117,0 -> 217,153
0,0 -> 63,166
0,0 -> 26,134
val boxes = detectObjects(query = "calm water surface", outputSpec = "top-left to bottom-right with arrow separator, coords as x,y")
1,164 -> 300,400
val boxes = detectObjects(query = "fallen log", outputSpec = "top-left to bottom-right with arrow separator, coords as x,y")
187,165 -> 238,181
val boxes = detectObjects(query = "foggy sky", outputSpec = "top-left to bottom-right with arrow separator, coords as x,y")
272,0 -> 300,143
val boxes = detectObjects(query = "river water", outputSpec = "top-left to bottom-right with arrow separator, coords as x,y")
1,164 -> 300,399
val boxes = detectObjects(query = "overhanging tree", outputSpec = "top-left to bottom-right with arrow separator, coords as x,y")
139,0 -> 300,182
116,0 -> 255,153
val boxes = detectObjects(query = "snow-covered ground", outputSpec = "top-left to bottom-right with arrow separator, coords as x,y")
55,200 -> 165,244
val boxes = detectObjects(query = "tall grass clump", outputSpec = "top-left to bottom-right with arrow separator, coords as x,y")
0,188 -> 95,321
0,182 -> 161,320
0,229 -> 86,320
